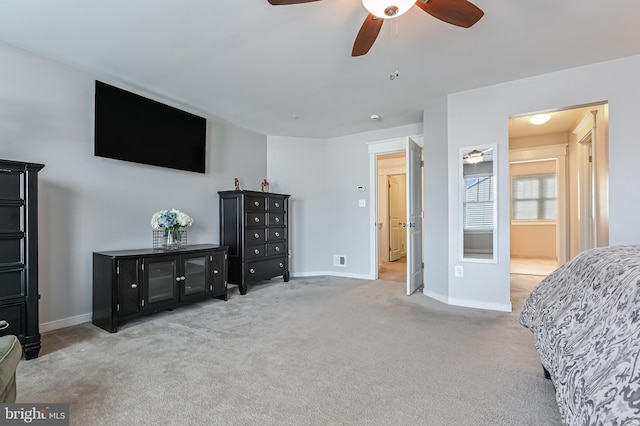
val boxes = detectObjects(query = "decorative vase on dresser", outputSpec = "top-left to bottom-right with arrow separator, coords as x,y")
218,190 -> 291,295
0,159 -> 44,359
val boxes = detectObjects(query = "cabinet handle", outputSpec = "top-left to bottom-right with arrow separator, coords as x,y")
274,202 -> 280,208
249,268 -> 255,274
0,320 -> 8,330
131,283 -> 137,289
254,233 -> 260,239
214,269 -> 219,274
254,217 -> 260,223
254,249 -> 260,255
176,276 -> 185,281
275,232 -> 280,237
275,247 -> 280,252
254,201 -> 260,207
279,263 -> 284,268
275,217 -> 280,223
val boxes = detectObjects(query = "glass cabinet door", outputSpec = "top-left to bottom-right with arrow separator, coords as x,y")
183,254 -> 208,296
144,257 -> 179,307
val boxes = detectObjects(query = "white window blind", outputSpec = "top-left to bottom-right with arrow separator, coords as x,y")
464,175 -> 494,229
512,174 -> 557,220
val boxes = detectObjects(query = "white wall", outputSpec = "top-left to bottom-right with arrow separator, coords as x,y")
266,136 -> 328,274
267,124 -> 422,279
441,54 -> 640,312
0,42 -> 267,330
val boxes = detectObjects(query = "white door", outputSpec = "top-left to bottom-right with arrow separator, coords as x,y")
406,137 -> 423,295
389,175 -> 404,261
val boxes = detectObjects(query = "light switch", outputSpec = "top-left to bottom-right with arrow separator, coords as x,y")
358,199 -> 366,208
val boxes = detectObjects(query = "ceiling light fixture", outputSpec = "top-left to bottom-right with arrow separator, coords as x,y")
529,114 -> 551,125
465,150 -> 484,164
370,114 -> 382,121
361,0 -> 415,18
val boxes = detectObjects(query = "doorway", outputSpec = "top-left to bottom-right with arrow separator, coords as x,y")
367,136 -> 424,295
377,153 -> 407,282
508,102 -> 609,295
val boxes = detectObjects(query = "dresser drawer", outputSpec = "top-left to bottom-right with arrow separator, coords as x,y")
246,212 -> 266,226
268,242 -> 285,256
0,171 -> 23,199
245,244 -> 267,259
246,228 -> 266,243
245,195 -> 266,211
0,303 -> 26,338
0,269 -> 25,299
267,227 -> 285,241
268,213 -> 284,226
0,205 -> 23,233
268,197 -> 285,211
245,257 -> 286,281
0,237 -> 24,267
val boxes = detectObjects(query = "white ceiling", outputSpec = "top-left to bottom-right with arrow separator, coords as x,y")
0,1 -> 639,138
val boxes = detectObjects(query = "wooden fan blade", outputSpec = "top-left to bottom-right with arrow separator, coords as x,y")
268,0 -> 322,5
352,14 -> 384,57
415,0 -> 484,28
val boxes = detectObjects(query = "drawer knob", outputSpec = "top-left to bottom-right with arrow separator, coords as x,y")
275,217 -> 280,223
279,263 -> 284,268
254,217 -> 260,223
254,233 -> 260,239
275,247 -> 280,252
214,269 -> 219,274
249,268 -> 255,274
254,201 -> 260,207
274,202 -> 280,208
131,283 -> 137,289
0,320 -> 8,330
275,232 -> 280,237
254,249 -> 260,255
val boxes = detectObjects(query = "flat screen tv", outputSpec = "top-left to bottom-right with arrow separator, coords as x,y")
94,81 -> 207,173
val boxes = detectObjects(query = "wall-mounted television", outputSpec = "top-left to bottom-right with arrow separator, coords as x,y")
94,81 -> 207,173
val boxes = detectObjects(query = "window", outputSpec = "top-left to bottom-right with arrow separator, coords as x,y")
464,175 -> 494,229
512,174 -> 557,220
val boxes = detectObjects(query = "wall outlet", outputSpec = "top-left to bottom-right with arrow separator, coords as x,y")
333,255 -> 347,267
454,265 -> 464,277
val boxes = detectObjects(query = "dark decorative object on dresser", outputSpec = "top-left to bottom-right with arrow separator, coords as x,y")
0,159 -> 44,359
92,244 -> 227,333
219,190 -> 290,295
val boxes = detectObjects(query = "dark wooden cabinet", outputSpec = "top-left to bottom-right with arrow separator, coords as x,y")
92,244 -> 227,333
0,159 -> 44,359
219,190 -> 290,295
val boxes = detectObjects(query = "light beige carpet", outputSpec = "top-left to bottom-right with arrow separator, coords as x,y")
17,275 -> 559,425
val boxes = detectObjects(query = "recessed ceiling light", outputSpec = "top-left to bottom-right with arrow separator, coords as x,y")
529,114 -> 551,125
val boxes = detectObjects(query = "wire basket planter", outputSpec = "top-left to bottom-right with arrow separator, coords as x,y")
153,229 -> 187,250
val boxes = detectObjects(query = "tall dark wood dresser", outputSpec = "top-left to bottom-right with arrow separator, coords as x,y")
218,190 -> 290,295
0,159 -> 44,359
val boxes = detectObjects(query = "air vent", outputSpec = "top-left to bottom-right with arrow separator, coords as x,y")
333,255 -> 347,267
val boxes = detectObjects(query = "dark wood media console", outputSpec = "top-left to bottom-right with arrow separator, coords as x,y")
92,244 -> 227,333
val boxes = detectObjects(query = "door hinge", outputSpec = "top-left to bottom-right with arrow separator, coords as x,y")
421,160 -> 424,167
422,262 -> 424,269
589,155 -> 593,163
116,265 -> 120,275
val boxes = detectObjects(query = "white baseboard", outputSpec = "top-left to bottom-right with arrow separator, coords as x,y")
40,313 -> 92,333
423,289 -> 512,312
291,271 -> 372,280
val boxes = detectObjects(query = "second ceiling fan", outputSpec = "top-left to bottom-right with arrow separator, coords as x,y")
268,0 -> 484,56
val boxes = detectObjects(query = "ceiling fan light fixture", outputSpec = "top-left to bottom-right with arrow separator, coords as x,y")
529,114 -> 551,125
361,0 -> 414,18
465,150 -> 484,164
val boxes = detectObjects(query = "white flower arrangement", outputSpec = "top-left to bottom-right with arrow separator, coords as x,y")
150,209 -> 194,232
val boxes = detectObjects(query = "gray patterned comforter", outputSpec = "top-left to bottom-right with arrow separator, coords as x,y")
520,246 -> 640,425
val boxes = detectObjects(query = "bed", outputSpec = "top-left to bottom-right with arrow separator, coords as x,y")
519,245 -> 640,425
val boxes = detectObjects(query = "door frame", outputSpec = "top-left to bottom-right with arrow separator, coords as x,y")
367,136 -> 423,280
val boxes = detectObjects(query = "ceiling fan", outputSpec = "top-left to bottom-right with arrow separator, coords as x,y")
267,0 -> 484,56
